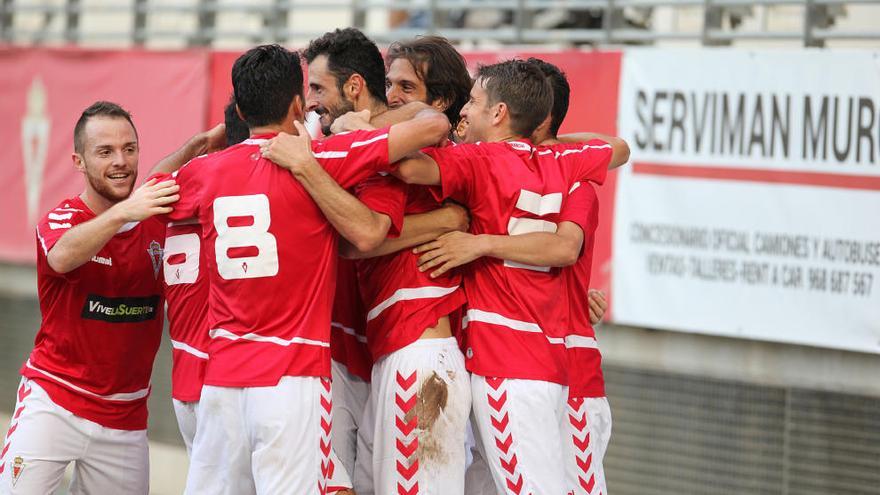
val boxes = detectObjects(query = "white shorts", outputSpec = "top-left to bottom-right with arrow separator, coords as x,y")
564,397 -> 612,495
470,375 -> 568,495
0,378 -> 149,495
355,337 -> 471,495
330,359 -> 370,482
184,376 -> 335,495
172,399 -> 198,456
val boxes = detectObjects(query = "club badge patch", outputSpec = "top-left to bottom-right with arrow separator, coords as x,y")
147,240 -> 163,279
11,456 -> 24,486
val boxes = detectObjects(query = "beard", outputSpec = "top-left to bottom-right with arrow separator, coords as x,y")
317,97 -> 355,136
83,159 -> 136,204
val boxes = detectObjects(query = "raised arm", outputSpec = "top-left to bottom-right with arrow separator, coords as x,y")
47,179 -> 179,274
149,123 -> 227,176
386,109 -> 450,163
556,132 -> 630,169
260,121 -> 394,252
340,202 -> 469,259
413,222 -> 584,278
330,102 -> 434,134
391,152 -> 442,186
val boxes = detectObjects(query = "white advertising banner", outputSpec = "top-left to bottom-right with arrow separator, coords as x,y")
613,49 -> 880,353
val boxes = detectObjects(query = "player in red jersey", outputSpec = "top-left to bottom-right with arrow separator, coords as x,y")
391,59 -> 622,495
157,44 -> 449,495
274,31 -> 475,495
410,58 -> 625,495
0,101 -> 222,494
162,97 -> 250,455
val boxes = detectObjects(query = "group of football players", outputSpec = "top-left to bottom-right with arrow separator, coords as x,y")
1,26 -> 628,495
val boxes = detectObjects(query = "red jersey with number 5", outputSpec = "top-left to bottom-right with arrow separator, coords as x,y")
155,128 -> 392,387
425,139 -> 609,384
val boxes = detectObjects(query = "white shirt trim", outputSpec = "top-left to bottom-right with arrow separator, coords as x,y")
331,322 -> 368,344
366,285 -> 459,322
25,359 -> 151,402
170,340 -> 209,359
464,309 -> 565,346
209,328 -> 330,348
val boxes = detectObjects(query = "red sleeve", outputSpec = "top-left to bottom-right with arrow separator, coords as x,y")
553,139 -> 612,186
35,205 -> 89,257
559,181 -> 600,237
148,157 -> 204,224
355,175 -> 407,238
422,143 -> 486,205
315,127 -> 392,189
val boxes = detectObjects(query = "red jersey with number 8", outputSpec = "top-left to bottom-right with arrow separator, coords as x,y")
155,128 -> 392,387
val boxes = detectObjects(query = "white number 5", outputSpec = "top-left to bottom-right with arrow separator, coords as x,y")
505,189 -> 562,272
213,194 -> 279,280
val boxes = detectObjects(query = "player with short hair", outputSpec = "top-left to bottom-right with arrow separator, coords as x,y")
391,59 -> 622,495
162,44 -> 449,495
290,30 -> 474,495
0,100 -> 219,495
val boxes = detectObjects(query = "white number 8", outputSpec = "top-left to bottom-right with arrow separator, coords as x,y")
213,194 -> 279,280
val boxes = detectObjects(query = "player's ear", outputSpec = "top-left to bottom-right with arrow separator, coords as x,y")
72,152 -> 85,172
235,104 -> 246,123
290,94 -> 305,123
492,102 -> 507,126
431,96 -> 451,113
344,74 -> 364,100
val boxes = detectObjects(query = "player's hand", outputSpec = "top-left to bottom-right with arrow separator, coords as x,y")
588,289 -> 608,324
441,201 -> 470,233
200,123 -> 227,154
413,231 -> 487,278
260,121 -> 316,175
113,178 -> 180,221
330,109 -> 374,134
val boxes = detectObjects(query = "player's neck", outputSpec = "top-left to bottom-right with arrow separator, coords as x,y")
249,123 -> 291,137
79,188 -> 116,216
356,97 -> 388,120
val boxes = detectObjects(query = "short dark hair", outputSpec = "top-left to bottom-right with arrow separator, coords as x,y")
73,101 -> 137,153
527,58 -> 570,137
223,95 -> 250,145
231,44 -> 303,127
476,60 -> 552,138
303,28 -> 387,106
386,36 -> 472,126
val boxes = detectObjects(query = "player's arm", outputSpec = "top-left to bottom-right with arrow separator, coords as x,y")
262,121 -> 394,252
556,132 -> 630,169
330,102 -> 433,134
47,179 -> 179,274
340,202 -> 469,259
414,222 -> 584,278
391,152 -> 442,186
149,123 -> 227,176
386,108 -> 450,163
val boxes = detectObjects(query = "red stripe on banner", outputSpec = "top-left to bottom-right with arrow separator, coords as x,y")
632,162 -> 880,191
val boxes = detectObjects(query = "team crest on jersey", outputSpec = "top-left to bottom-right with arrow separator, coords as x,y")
147,240 -> 163,279
11,456 -> 24,486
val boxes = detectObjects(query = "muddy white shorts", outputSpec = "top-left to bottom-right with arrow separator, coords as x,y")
0,378 -> 148,495
183,376 -> 336,495
470,375 -> 568,495
354,337 -> 470,495
564,396 -> 612,495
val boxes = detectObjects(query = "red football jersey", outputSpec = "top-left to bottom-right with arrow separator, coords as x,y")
24,196 -> 165,430
559,182 -> 605,398
163,220 -> 210,402
157,128 -> 392,387
356,185 -> 466,361
331,175 -> 407,382
426,139 -> 608,384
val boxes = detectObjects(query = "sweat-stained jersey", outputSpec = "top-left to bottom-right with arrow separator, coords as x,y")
153,128 -> 393,387
24,196 -> 165,430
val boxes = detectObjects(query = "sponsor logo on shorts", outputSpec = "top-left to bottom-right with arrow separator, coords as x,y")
81,294 -> 160,323
11,456 -> 24,486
